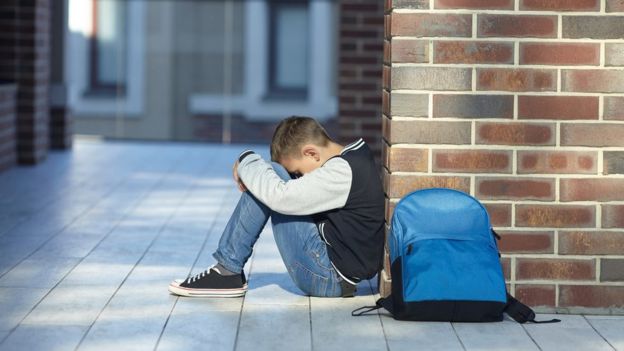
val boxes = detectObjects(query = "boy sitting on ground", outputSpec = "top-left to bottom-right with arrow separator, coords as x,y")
168,115 -> 385,297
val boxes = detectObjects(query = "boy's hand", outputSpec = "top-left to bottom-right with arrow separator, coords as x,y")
233,160 -> 247,192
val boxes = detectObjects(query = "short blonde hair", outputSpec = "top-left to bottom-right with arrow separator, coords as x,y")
270,116 -> 333,162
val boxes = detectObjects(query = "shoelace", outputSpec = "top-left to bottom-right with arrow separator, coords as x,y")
185,265 -> 216,284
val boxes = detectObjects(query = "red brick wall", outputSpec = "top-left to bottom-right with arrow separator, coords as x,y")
0,85 -> 17,172
14,0 -> 51,164
0,3 -> 19,172
338,0 -> 385,168
0,0 -> 53,166
381,0 -> 624,313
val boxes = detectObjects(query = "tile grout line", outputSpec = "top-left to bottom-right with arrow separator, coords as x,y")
232,240 -> 256,351
520,322 -> 544,351
0,143 -> 141,239
71,148 -> 210,351
0,146 -> 156,280
369,280 -> 391,351
0,145 -> 124,238
450,322 -> 468,351
232,198 -> 267,351
582,315 -> 618,351
153,186 -> 237,351
0,146 -> 168,347
308,295 -> 313,351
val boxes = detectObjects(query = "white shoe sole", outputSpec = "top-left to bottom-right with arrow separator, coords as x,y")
168,280 -> 248,297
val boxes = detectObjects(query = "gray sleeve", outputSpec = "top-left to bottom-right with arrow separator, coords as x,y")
236,152 -> 352,216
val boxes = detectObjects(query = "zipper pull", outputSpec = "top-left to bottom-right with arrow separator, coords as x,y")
406,244 -> 413,255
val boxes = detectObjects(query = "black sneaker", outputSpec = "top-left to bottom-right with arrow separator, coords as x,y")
168,265 -> 248,297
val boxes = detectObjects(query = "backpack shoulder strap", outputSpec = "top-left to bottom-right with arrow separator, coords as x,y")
504,293 -> 561,324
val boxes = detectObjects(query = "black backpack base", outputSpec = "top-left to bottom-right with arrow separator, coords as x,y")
354,293 -> 561,324
374,296 -> 506,322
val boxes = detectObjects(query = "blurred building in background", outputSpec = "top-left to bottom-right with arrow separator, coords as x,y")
0,0 -> 384,171
67,0 -> 340,144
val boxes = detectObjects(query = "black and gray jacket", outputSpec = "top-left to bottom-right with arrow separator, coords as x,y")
237,138 -> 385,284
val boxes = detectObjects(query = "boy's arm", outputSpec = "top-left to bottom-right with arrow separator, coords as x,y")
236,150 -> 352,216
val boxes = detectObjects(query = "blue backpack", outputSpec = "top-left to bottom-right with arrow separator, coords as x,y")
353,188 -> 559,324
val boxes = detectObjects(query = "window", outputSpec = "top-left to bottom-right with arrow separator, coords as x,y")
88,0 -> 127,96
267,0 -> 309,100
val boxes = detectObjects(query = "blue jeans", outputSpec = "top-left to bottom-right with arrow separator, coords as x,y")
212,161 -> 344,297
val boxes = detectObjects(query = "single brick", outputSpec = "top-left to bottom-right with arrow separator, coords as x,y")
563,16 -> 624,39
559,231 -> 624,254
390,93 -> 428,117
520,42 -> 600,66
561,178 -> 624,202
605,43 -> 624,66
433,149 -> 512,173
391,39 -> 429,63
477,68 -> 556,92
476,122 -> 555,146
384,172 -> 471,198
391,13 -> 472,37
517,150 -> 597,174
385,198 -> 397,223
561,123 -> 624,147
604,96 -> 624,120
435,0 -> 514,9
518,95 -> 599,120
384,117 -> 472,144
483,203 -> 512,227
478,14 -> 557,38
383,65 -> 390,89
390,0 -> 431,9
520,0 -> 600,11
501,257 -> 511,280
392,67 -> 472,90
515,284 -> 556,307
497,230 -> 554,254
385,146 -> 428,172
601,259 -> 624,282
476,177 -> 555,200
606,0 -> 624,12
433,94 -> 514,118
382,90 -> 390,116
603,205 -> 624,228
604,152 -> 624,175
434,41 -> 514,64
515,204 -> 595,227
559,285 -> 624,308
562,69 -> 624,93
516,258 -> 595,281
383,40 -> 390,64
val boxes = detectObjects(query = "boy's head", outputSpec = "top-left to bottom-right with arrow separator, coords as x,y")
271,116 -> 335,176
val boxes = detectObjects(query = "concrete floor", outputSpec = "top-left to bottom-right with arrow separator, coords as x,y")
0,139 -> 622,351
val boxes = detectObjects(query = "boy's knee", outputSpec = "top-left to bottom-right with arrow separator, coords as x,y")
271,161 -> 291,181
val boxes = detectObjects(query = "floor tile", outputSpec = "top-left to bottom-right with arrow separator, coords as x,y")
0,325 -> 88,351
523,314 -> 614,351
236,304 -> 311,351
586,316 -> 624,351
0,287 -> 49,331
0,257 -> 80,288
155,299 -> 241,351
